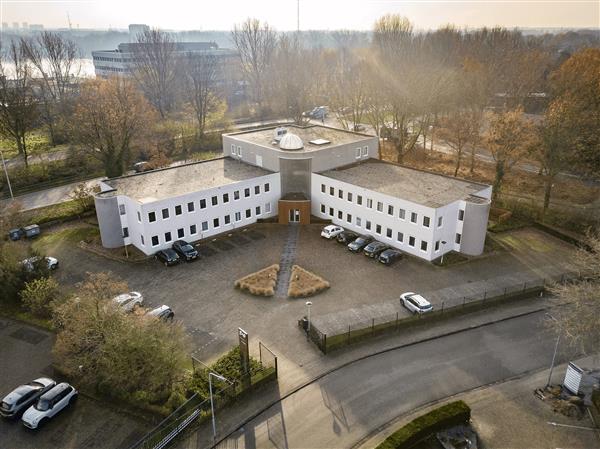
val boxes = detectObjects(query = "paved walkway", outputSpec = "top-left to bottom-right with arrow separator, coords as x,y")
275,224 -> 300,298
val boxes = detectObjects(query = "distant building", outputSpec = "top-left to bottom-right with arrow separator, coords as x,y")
128,23 -> 150,41
12,22 -> 19,29
29,24 -> 44,31
22,22 -> 28,29
1,22 -> 8,30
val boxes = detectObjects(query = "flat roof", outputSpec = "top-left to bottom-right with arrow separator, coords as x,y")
226,124 -> 374,152
320,161 -> 490,208
104,157 -> 273,203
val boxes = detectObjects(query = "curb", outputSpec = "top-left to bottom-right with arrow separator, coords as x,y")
210,304 -> 550,448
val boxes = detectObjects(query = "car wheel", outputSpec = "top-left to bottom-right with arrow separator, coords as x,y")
69,394 -> 78,406
37,417 -> 48,429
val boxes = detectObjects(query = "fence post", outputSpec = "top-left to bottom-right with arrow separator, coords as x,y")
323,334 -> 327,354
372,318 -> 375,335
483,291 -> 487,300
463,296 -> 466,306
259,342 -> 263,366
441,301 -> 444,313
347,325 -> 351,345
503,287 -> 507,297
396,312 -> 399,331
523,282 -> 527,292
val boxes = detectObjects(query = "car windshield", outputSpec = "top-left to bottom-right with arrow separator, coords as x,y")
182,245 -> 194,251
35,399 -> 51,411
355,238 -> 366,244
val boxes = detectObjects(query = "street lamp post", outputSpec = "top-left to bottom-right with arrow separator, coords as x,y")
0,149 -> 14,200
440,240 -> 447,265
305,301 -> 313,338
209,371 -> 232,441
545,313 -> 561,388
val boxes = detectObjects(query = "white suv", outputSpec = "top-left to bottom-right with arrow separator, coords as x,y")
400,292 -> 433,314
321,225 -> 344,239
21,383 -> 78,429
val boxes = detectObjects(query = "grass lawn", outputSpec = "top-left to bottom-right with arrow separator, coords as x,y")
0,130 -> 57,159
32,225 -> 99,255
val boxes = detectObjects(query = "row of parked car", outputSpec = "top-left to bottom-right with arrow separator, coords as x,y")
321,225 -> 434,315
154,239 -> 199,266
111,291 -> 175,321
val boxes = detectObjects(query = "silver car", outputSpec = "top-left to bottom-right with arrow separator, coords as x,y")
1,378 -> 56,419
113,291 -> 144,312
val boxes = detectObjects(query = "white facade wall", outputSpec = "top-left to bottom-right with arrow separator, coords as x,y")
115,173 -> 280,255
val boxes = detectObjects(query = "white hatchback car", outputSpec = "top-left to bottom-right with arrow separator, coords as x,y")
21,383 -> 78,429
321,225 -> 344,239
113,291 -> 144,312
400,292 -> 433,314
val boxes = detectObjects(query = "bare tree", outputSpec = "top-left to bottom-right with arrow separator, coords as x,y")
20,31 -> 81,145
437,108 -> 482,177
328,52 -> 369,131
182,52 -> 220,137
130,29 -> 177,119
0,41 -> 38,166
231,18 -> 277,117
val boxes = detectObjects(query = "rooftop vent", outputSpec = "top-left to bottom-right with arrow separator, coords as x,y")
309,138 -> 330,146
279,133 -> 304,151
273,127 -> 288,142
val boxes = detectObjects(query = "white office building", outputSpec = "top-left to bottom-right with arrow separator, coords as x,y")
95,124 -> 491,261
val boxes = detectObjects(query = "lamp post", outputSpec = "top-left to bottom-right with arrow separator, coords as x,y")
545,313 -> 561,388
440,240 -> 447,265
305,301 -> 312,338
209,372 -> 232,441
0,149 -> 14,200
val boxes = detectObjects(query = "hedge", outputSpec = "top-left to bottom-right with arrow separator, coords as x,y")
593,390 -> 600,413
375,401 -> 471,449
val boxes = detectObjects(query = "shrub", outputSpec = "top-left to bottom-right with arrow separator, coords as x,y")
593,390 -> 600,413
234,264 -> 279,297
19,277 -> 61,318
375,401 -> 471,449
288,265 -> 330,298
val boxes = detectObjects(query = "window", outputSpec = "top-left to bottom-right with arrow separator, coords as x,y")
435,240 -> 440,251
246,209 -> 251,218
409,236 -> 416,247
264,183 -> 270,192
187,202 -> 195,212
321,204 -> 326,213
386,228 -> 392,238
458,209 -> 464,221
231,143 -> 235,155
367,198 -> 373,209
321,184 -> 326,193
456,233 -> 462,244
141,235 -> 145,245
234,190 -> 240,200
213,218 -> 220,228
438,216 -> 443,227
377,201 -> 383,212
366,220 -> 372,230
256,206 -> 261,216
399,208 -> 405,220
235,212 -> 241,222
162,208 -> 169,219
355,147 -> 361,159
265,202 -> 271,213
148,211 -> 156,223
177,228 -> 184,238
346,213 -> 352,223
388,205 -> 394,216
410,212 -> 417,223
362,146 -> 368,156
338,210 -> 343,219
119,204 -> 126,215
421,240 -> 428,251
397,232 -> 404,242
329,207 -> 334,217
330,187 -> 334,196
201,221 -> 208,231
200,199 -> 206,209
211,196 -> 218,206
190,224 -> 197,235
175,205 -> 182,216
356,217 -> 362,227
357,195 -> 363,205
223,193 -> 229,203
376,224 -> 382,234
225,214 -> 231,224
237,146 -> 242,156
164,232 -> 172,243
244,188 -> 250,198
151,235 -> 159,246
255,185 -> 260,195
347,192 -> 353,202
137,211 -> 141,222
122,227 -> 129,238
338,189 -> 343,199
423,216 -> 430,228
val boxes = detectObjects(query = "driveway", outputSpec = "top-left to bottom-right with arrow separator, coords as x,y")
0,319 -> 149,449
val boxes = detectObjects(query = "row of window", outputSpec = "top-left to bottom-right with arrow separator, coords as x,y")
133,183 -> 271,224
95,65 -> 130,73
230,144 -> 242,157
137,203 -> 272,247
319,204 -> 462,252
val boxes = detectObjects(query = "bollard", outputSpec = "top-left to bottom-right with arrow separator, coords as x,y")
396,312 -> 399,331
441,301 -> 444,313
463,296 -> 466,306
372,318 -> 375,334
483,291 -> 487,300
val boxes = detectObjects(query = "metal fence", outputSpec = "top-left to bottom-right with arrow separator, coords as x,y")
303,270 -> 581,354
128,343 -> 278,449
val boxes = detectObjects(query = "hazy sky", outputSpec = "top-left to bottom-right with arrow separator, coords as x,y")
1,0 -> 599,31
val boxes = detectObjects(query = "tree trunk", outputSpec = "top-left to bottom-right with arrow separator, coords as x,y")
492,161 -> 505,202
454,148 -> 462,177
542,173 -> 555,220
469,147 -> 476,175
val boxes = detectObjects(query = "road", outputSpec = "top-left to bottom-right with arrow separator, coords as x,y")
215,311 -> 566,449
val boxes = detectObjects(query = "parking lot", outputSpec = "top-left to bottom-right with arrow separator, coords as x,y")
35,222 -> 577,366
0,318 -> 149,449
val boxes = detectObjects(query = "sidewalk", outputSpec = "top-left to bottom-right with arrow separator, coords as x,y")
357,355 -> 600,449
175,295 -> 562,449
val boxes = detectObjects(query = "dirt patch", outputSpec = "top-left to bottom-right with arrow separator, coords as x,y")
234,264 -> 280,297
287,265 -> 330,298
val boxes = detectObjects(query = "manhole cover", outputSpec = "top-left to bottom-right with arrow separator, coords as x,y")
196,245 -> 217,257
229,234 -> 250,246
246,231 -> 265,241
213,240 -> 234,251
10,327 -> 48,345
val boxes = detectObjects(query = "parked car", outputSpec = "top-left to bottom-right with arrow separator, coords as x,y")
348,235 -> 374,252
8,228 -> 24,241
352,123 -> 366,132
1,378 -> 56,419
155,249 -> 180,266
336,230 -> 359,244
113,291 -> 144,312
21,383 -> 78,430
378,249 -> 403,265
147,305 -> 175,322
363,241 -> 390,258
172,240 -> 198,261
400,292 -> 433,314
21,256 -> 59,272
321,225 -> 344,239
